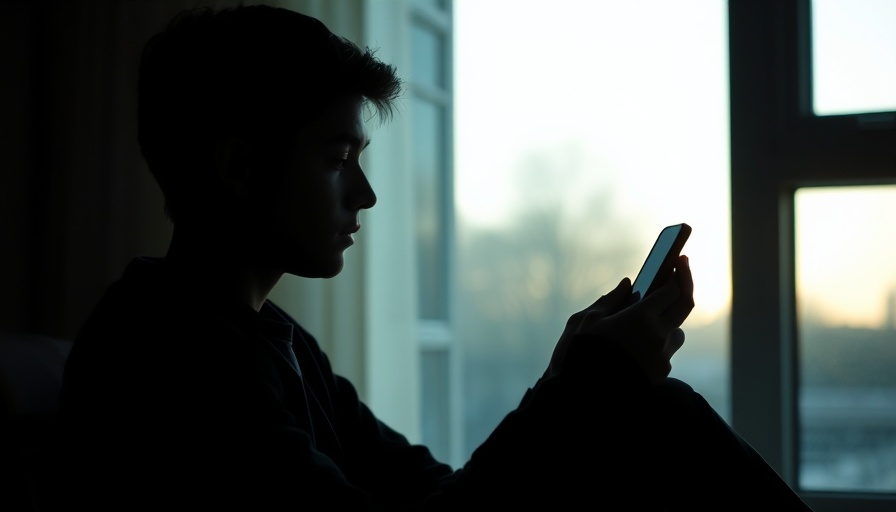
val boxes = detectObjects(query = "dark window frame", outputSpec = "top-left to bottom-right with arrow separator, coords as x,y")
729,1 -> 896,509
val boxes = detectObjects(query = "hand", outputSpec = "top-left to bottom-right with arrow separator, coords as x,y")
546,255 -> 694,384
546,276 -> 634,380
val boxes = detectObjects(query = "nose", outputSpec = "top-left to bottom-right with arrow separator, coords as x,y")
352,166 -> 377,210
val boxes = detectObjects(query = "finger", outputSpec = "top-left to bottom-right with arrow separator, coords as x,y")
664,328 -> 686,359
587,277 -> 632,312
575,278 -> 633,333
638,255 -> 693,325
660,255 -> 695,327
674,255 -> 694,302
567,278 -> 632,335
604,277 -> 633,309
636,275 -> 681,314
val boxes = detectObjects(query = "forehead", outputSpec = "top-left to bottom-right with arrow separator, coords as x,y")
298,96 -> 368,148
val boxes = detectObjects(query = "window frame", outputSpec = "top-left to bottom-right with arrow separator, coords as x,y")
408,0 -> 462,468
729,1 -> 896,509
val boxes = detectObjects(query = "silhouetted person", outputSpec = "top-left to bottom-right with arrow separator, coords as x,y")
59,5 -> 813,510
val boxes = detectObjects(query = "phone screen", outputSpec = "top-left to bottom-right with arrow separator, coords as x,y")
632,223 -> 690,299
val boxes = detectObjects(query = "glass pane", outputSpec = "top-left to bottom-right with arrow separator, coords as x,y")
412,97 -> 449,320
455,0 -> 731,459
812,0 -> 896,115
421,348 -> 451,462
411,22 -> 446,89
796,185 -> 896,492
413,0 -> 447,11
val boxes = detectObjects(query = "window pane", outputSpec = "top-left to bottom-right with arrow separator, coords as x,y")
412,97 -> 449,320
413,0 -> 447,12
421,348 -> 451,462
411,23 -> 446,89
796,185 -> 896,492
455,0 -> 731,459
812,0 -> 896,116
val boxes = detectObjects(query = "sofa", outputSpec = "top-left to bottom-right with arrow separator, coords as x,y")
0,332 -> 73,511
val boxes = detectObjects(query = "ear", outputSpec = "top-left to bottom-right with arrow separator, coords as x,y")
214,137 -> 251,198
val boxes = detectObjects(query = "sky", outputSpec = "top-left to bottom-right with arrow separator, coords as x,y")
454,0 -> 732,325
453,0 -> 896,328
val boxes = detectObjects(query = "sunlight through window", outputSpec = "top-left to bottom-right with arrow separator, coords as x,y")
454,0 -> 731,459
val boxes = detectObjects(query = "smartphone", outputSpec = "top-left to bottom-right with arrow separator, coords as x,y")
631,223 -> 691,300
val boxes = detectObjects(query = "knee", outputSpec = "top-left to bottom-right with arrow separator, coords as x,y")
658,376 -> 695,396
652,377 -> 707,413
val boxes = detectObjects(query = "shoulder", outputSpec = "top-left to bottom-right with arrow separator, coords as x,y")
70,258 -> 280,372
262,300 -> 322,350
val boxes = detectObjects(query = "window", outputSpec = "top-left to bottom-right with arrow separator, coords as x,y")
454,0 -> 731,459
408,0 -> 461,466
730,0 -> 896,509
796,185 -> 896,493
811,0 -> 896,116
278,4 -> 895,508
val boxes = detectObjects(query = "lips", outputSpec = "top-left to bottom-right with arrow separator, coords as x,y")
342,224 -> 361,236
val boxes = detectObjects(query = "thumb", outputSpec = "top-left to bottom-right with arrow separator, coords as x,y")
603,277 -> 633,308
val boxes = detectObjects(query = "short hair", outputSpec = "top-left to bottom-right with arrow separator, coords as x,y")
137,4 -> 402,222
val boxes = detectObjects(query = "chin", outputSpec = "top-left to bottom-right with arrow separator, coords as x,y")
319,266 -> 344,279
290,258 -> 345,279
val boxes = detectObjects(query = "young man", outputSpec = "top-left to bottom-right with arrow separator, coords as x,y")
59,5 -> 812,510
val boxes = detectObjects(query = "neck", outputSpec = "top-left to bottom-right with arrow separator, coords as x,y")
164,223 -> 283,312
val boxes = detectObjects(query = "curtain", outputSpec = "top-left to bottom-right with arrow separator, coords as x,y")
0,0 -> 366,342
